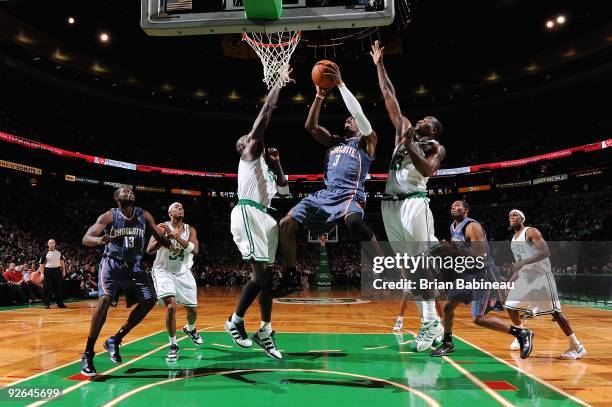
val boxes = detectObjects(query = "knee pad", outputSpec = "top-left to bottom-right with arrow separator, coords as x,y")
344,213 -> 375,241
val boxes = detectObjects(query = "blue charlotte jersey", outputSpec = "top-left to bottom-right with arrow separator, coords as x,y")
324,137 -> 373,197
103,207 -> 146,264
450,217 -> 493,266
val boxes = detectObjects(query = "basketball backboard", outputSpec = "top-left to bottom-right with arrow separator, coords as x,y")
141,0 -> 395,36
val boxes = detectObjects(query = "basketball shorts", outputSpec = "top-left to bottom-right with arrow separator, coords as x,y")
381,197 -> 438,255
447,266 -> 499,318
151,268 -> 198,307
98,256 -> 156,304
504,269 -> 561,316
231,203 -> 279,264
290,188 -> 365,235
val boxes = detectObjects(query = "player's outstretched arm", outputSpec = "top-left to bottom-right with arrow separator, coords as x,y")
325,65 -> 373,137
143,211 -> 172,249
82,211 -> 115,247
244,68 -> 294,159
266,147 -> 290,196
406,142 -> 446,177
371,40 -> 409,146
324,64 -> 377,157
146,235 -> 160,255
305,86 -> 341,147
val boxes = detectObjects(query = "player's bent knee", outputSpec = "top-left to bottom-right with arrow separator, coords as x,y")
142,298 -> 157,309
280,215 -> 298,232
99,295 -> 112,307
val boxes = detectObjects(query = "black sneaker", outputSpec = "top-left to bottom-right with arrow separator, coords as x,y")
224,317 -> 252,348
517,329 -> 534,359
44,305 -> 50,309
58,304 -> 67,309
430,341 -> 455,357
252,330 -> 282,360
182,325 -> 203,346
103,337 -> 122,363
81,352 -> 96,376
166,344 -> 179,363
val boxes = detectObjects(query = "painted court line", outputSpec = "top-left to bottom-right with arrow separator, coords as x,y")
211,343 -> 233,348
442,355 -> 514,407
454,335 -> 590,407
100,369 -> 442,407
26,325 -> 223,406
6,329 -> 165,387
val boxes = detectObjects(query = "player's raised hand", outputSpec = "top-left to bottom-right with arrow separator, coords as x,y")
323,64 -> 343,86
157,223 -> 170,235
282,66 -> 296,85
370,40 -> 384,65
316,85 -> 330,98
266,147 -> 281,163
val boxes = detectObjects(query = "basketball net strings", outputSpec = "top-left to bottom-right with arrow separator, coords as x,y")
245,32 -> 301,89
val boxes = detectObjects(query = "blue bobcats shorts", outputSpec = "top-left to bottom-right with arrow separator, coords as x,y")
289,188 -> 365,235
448,266 -> 500,318
98,256 -> 156,305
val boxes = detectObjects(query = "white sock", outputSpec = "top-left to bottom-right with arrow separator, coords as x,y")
169,336 -> 177,346
415,301 -> 423,319
187,324 -> 195,331
396,316 -> 403,322
231,313 -> 243,324
421,300 -> 437,323
260,321 -> 272,332
568,333 -> 581,348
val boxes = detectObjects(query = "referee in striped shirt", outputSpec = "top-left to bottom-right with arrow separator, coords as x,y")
38,239 -> 66,309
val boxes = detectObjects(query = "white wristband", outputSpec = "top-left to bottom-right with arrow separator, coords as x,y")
184,242 -> 195,253
277,184 -> 290,196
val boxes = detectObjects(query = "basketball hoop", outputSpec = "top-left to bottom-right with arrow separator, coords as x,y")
242,31 -> 301,89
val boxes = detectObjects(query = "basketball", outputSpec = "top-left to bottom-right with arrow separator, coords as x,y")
311,60 -> 337,89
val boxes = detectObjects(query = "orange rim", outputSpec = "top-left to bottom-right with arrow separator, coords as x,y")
242,31 -> 301,48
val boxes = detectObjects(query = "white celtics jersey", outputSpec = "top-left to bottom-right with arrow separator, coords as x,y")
237,154 -> 277,206
152,222 -> 193,274
385,141 -> 437,195
511,227 -> 551,275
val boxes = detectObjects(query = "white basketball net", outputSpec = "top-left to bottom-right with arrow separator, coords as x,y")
242,31 -> 301,89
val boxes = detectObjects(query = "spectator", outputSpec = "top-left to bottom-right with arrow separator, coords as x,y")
3,263 -> 28,304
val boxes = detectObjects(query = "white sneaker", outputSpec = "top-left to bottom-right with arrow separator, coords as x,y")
560,345 -> 587,360
253,330 -> 282,360
224,318 -> 252,348
413,318 -> 444,352
392,318 -> 403,332
510,338 -> 520,351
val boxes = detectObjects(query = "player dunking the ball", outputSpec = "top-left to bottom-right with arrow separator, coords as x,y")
371,41 -> 444,351
506,209 -> 586,359
224,72 -> 292,360
147,202 -> 202,363
279,63 -> 379,294
80,187 -> 171,376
